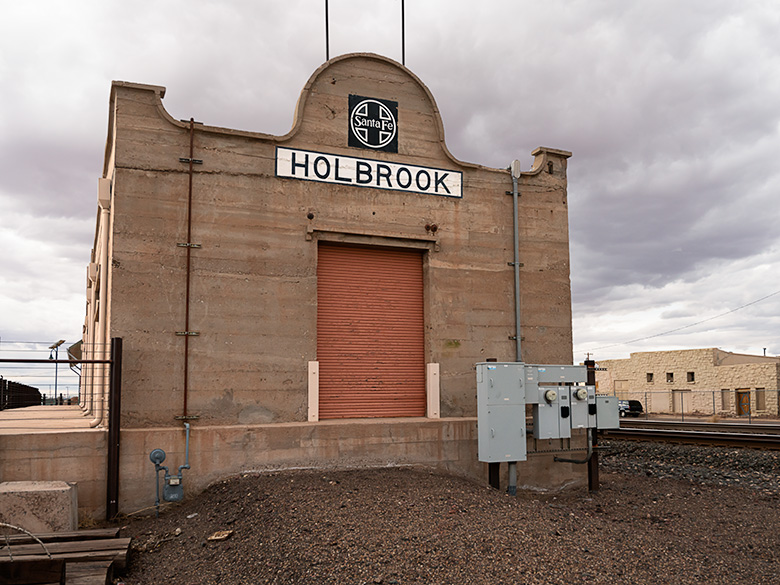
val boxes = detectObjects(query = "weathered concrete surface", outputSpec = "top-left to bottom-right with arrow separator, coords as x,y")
0,408 -> 105,521
58,52 -> 585,517
0,481 -> 78,532
0,415 -> 587,519
118,419 -> 587,516
98,53 -> 574,429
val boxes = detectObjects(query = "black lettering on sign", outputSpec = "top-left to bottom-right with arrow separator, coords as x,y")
291,151 -> 309,177
415,170 -> 431,191
276,148 -> 462,198
397,167 -> 412,189
313,156 -> 331,179
356,161 -> 372,184
376,164 -> 392,188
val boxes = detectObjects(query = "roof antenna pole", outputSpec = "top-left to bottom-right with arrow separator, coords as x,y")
325,0 -> 330,61
401,0 -> 405,65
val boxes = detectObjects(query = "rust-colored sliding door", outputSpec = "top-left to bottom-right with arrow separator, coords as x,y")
317,243 -> 425,418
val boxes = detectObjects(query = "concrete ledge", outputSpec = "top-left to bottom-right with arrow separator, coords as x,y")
118,418 -> 588,516
0,430 -> 106,519
0,481 -> 78,532
0,418 -> 590,520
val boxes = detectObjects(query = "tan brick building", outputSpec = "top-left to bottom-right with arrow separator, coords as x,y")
1,53 -> 587,518
596,349 -> 780,417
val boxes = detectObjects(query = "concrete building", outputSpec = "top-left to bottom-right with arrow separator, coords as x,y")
1,54 -> 587,519
595,349 -> 780,417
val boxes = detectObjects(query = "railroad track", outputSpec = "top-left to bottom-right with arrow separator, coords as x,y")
601,419 -> 780,450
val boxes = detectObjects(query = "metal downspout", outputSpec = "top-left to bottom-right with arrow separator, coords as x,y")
506,161 -> 524,496
510,160 -> 523,363
90,184 -> 111,427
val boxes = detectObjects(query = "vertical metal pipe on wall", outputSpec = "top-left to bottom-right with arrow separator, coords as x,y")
90,181 -> 111,427
510,161 -> 523,363
181,119 -> 196,419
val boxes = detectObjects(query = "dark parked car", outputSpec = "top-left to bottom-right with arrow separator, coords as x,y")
618,399 -> 644,417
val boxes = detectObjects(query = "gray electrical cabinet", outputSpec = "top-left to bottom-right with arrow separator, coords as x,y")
477,363 -> 619,463
476,363 -> 526,462
570,385 -> 596,430
595,395 -> 620,429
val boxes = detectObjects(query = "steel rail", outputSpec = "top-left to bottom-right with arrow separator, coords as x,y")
603,427 -> 780,450
618,419 -> 780,435
0,359 -> 111,364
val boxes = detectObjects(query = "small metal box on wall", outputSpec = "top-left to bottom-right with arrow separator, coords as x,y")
533,388 -> 572,440
595,395 -> 620,429
570,385 -> 597,429
476,363 -> 527,462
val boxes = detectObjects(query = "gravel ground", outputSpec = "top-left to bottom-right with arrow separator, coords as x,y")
118,440 -> 780,585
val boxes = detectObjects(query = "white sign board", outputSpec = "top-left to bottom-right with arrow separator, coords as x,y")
276,147 -> 462,198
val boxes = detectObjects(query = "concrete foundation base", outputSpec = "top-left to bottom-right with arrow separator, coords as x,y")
0,481 -> 78,533
0,416 -> 589,520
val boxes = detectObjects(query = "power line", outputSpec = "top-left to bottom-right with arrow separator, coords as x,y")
577,288 -> 780,354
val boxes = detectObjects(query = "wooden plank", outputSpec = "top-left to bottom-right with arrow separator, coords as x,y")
0,528 -> 120,545
0,558 -> 65,585
0,550 -> 126,569
0,538 -> 130,556
0,538 -> 129,570
66,560 -> 113,585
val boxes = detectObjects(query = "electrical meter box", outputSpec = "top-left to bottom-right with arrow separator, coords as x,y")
533,388 -> 572,440
476,363 -> 526,462
570,385 -> 596,429
595,395 -> 620,429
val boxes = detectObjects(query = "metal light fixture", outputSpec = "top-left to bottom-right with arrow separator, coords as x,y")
48,340 -> 66,403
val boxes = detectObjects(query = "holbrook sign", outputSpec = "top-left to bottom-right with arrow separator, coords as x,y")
275,147 -> 462,198
275,93 -> 462,198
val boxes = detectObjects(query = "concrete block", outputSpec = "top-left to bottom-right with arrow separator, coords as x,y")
0,481 -> 78,532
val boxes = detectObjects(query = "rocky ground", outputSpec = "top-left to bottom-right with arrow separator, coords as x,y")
117,440 -> 780,584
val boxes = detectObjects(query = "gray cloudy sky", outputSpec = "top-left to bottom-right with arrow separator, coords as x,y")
1,0 -> 779,363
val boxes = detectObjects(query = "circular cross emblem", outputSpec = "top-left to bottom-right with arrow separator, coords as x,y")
350,98 -> 397,149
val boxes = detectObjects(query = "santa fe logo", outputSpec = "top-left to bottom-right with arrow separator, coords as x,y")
348,95 -> 398,153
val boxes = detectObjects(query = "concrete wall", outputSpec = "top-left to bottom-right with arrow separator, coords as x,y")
596,348 -> 780,415
0,430 -> 106,519
99,54 -> 574,429
51,53 -> 588,518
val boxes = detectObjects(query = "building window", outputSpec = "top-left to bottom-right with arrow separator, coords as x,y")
687,371 -> 695,383
666,372 -> 674,383
646,373 -> 654,383
721,389 -> 730,410
756,388 -> 766,411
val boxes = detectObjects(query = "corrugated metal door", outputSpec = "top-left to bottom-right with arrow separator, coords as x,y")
317,243 -> 425,419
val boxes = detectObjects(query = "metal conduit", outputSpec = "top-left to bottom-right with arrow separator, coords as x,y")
510,160 -> 523,363
180,118 -> 199,419
90,194 -> 111,428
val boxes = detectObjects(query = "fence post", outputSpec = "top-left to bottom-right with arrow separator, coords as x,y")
585,359 -> 599,492
106,337 -> 123,521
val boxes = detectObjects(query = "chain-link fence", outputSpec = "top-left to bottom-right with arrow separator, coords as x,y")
616,388 -> 780,422
0,340 -> 111,410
